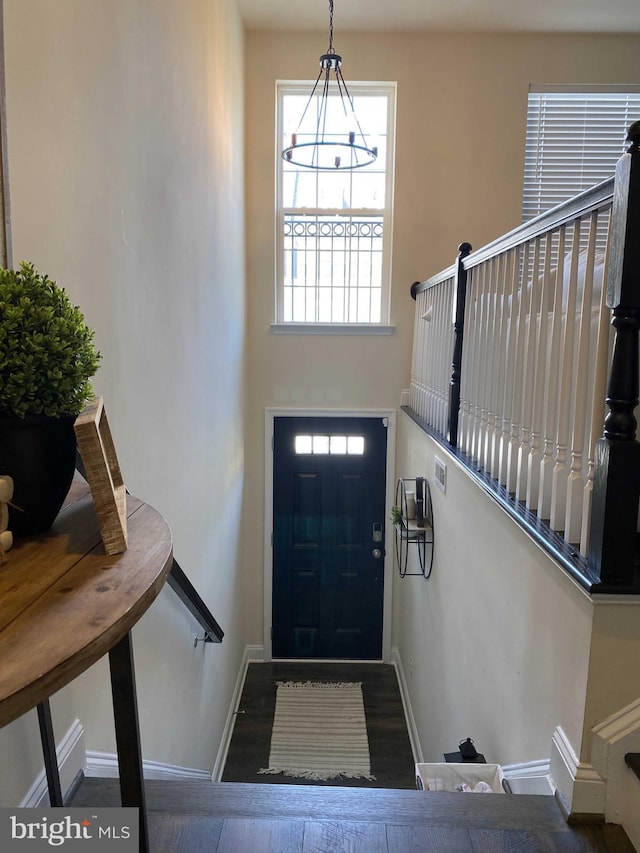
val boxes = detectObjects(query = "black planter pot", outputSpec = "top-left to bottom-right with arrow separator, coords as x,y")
0,414 -> 77,537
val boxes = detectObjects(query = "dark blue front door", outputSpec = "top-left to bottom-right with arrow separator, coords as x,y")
272,416 -> 387,659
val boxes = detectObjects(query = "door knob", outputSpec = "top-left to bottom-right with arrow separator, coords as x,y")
372,548 -> 382,559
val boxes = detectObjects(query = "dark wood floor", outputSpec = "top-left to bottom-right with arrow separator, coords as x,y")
68,662 -> 637,851
221,662 -> 416,788
70,778 -> 636,853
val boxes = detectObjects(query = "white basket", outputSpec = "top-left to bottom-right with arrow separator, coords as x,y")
415,762 -> 506,794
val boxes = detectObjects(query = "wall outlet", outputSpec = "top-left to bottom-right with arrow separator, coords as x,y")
434,456 -> 446,493
409,656 -> 414,678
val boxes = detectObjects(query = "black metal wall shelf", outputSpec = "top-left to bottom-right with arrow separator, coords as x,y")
394,477 -> 434,578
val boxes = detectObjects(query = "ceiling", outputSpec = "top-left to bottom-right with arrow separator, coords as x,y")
236,0 -> 640,34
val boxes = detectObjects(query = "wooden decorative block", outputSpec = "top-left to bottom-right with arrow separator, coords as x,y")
74,396 -> 128,554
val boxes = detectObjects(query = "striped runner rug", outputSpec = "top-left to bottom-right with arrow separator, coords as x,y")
258,680 -> 375,781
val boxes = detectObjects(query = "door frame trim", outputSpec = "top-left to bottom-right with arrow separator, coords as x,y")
264,407 -> 396,663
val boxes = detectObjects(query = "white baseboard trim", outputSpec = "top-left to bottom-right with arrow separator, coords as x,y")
502,759 -> 554,795
20,719 -> 86,808
550,726 -> 605,815
591,696 -> 640,781
266,658 -> 387,664
502,759 -> 551,779
211,644 -> 264,782
591,696 -> 640,833
244,645 -> 266,663
85,752 -> 211,781
391,646 -> 424,764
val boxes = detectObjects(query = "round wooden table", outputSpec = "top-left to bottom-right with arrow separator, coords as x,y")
0,479 -> 173,852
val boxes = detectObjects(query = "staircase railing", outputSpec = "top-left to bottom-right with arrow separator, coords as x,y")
74,453 -> 224,643
406,123 -> 640,593
38,463 -> 224,805
167,559 -> 224,644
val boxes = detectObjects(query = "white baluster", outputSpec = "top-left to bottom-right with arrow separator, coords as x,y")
506,243 -> 530,493
550,221 -> 581,531
538,225 -> 566,520
475,262 -> 491,467
483,257 -> 500,475
580,212 -> 611,555
490,253 -> 509,479
500,248 -> 520,490
565,213 -> 598,543
409,289 -> 423,413
527,233 -> 552,509
516,240 -> 539,502
433,286 -> 442,427
422,290 -> 432,422
420,289 -> 430,421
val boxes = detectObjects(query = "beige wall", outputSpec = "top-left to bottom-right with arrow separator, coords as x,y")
396,414 -> 640,773
1,0 -> 246,804
395,413 -> 595,766
243,30 -> 640,643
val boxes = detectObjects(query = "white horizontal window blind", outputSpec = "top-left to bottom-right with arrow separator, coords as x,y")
523,87 -> 640,221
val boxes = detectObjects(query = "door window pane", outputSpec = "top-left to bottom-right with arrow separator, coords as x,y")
294,434 -> 366,455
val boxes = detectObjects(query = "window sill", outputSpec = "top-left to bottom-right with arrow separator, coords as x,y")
270,323 -> 395,336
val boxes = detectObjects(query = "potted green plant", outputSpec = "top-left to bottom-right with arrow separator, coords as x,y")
0,261 -> 101,535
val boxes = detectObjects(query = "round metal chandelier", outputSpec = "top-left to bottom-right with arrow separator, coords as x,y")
281,0 -> 378,170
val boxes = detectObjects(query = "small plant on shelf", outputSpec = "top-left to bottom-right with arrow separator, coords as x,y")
389,506 -> 403,526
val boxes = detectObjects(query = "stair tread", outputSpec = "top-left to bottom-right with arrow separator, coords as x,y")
73,778 -> 577,829
71,779 -> 637,852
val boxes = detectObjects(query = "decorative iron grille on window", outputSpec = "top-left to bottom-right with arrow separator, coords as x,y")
283,215 -> 384,323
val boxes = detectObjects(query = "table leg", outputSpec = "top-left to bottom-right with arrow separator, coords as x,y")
37,700 -> 64,806
108,631 -> 149,853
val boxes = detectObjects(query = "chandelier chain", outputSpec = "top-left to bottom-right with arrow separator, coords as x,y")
280,0 -> 377,170
328,0 -> 334,54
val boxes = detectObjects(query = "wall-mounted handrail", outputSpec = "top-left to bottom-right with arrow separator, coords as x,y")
36,469 -> 223,810
167,559 -> 224,643
74,456 -> 224,642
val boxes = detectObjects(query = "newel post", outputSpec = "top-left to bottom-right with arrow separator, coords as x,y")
589,122 -> 640,586
447,242 -> 472,447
